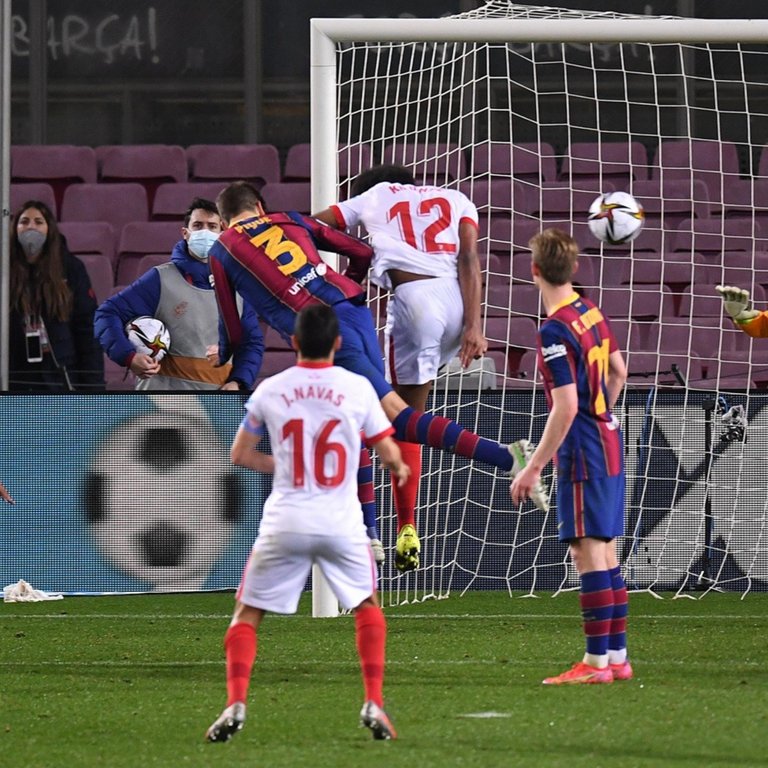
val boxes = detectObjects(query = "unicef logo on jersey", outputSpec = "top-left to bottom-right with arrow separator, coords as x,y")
288,262 -> 328,296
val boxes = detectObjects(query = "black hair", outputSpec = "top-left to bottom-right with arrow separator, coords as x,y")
294,305 -> 340,359
350,164 -> 416,197
183,197 -> 219,227
216,181 -> 267,222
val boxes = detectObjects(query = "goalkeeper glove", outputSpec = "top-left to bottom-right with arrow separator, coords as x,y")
715,284 -> 760,323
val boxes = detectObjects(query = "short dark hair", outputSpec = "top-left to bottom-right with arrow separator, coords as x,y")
529,228 -> 580,286
183,197 -> 219,227
350,164 -> 416,197
216,181 -> 266,223
294,305 -> 339,359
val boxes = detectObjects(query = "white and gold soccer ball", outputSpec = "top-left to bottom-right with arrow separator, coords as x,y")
126,316 -> 171,361
588,191 -> 645,245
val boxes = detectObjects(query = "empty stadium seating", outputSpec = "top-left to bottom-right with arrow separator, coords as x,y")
470,141 -> 558,183
59,221 -> 117,267
260,182 -> 311,214
283,143 -> 373,182
560,141 -> 651,185
115,221 -> 182,285
381,142 -> 468,183
76,253 -> 115,305
151,182 -> 228,220
10,183 -> 57,217
186,143 -> 281,187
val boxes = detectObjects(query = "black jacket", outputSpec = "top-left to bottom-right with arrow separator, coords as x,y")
9,248 -> 105,392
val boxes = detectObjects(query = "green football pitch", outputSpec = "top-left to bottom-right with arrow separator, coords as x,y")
1,591 -> 766,768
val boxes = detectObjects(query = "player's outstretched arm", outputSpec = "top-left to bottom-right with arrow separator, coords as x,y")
0,482 -> 14,504
372,435 -> 410,488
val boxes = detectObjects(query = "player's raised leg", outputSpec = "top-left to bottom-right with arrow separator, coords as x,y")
205,603 -> 263,742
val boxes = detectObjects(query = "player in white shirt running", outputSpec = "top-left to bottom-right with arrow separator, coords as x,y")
205,304 -> 409,744
314,165 -> 489,571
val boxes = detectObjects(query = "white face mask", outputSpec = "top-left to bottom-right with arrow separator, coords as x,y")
18,229 -> 47,259
187,229 -> 219,261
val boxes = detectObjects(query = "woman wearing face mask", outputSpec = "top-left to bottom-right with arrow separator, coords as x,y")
94,197 -> 263,391
9,200 -> 105,392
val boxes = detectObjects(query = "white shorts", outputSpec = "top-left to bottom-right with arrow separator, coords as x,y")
384,277 -> 464,386
236,531 -> 378,614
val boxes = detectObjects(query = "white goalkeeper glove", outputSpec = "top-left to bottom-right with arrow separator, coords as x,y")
715,284 -> 760,323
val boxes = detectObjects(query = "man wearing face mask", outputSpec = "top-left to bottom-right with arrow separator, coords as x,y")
9,200 -> 105,391
95,198 -> 262,391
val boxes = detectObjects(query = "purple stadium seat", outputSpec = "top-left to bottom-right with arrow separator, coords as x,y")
651,139 -> 742,213
98,145 -> 188,208
561,141 -> 650,184
617,251 -> 703,291
487,216 -> 541,255
608,318 -> 649,352
133,253 -> 171,279
11,145 -> 98,213
76,253 -> 115,305
381,143 -> 468,183
260,182 -> 311,214
151,182 -> 228,220
678,284 -> 766,319
59,221 -> 117,269
116,221 -> 182,285
186,144 -> 281,187
10,182 -> 57,217
282,143 -> 373,182
700,250 -> 768,293
61,183 -> 149,251
600,285 -> 676,321
507,349 -> 540,389
484,315 -> 538,351
471,141 -> 558,183
625,351 -> 704,387
670,218 -> 763,254
484,350 -> 510,378
256,350 -> 297,380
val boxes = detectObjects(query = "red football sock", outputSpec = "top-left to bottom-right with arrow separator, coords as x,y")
224,622 -> 257,706
392,440 -> 421,530
355,605 -> 386,707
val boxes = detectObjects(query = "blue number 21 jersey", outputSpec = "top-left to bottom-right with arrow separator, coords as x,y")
537,292 -> 624,482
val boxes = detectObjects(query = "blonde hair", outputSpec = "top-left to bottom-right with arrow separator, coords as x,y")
529,228 -> 579,286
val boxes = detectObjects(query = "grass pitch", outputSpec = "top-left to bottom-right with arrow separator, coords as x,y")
1,591 -> 766,768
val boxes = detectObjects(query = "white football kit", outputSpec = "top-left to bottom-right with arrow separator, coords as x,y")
332,182 -> 479,385
237,362 -> 394,613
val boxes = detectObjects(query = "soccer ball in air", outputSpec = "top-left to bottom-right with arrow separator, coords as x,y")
126,316 -> 170,360
588,191 -> 645,245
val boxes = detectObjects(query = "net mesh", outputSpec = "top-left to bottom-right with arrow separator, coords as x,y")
331,2 -> 768,600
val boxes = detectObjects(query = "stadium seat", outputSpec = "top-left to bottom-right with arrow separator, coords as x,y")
76,253 -> 115,305
608,318 -> 649,352
115,221 -> 183,285
151,182 -> 228,220
256,350 -> 296,380
704,350 -> 756,389
61,183 -> 149,251
600,285 -> 676,321
485,315 -> 538,351
701,250 -> 768,292
488,216 -> 542,256
132,253 -> 170,279
486,282 -> 543,319
282,143 -> 373,182
617,251 -> 703,291
11,145 -> 98,212
460,179 -> 537,220
677,284 -> 766,318
471,141 -> 558,183
670,217 -> 763,255
98,145 -> 188,208
507,349 -> 539,389
260,182 -> 311,214
186,144 -> 281,187
651,139 -> 743,214
560,141 -> 651,185
59,221 -> 117,269
632,178 -> 710,252
625,351 -> 704,387
10,182 -> 57,217
381,142 -> 468,183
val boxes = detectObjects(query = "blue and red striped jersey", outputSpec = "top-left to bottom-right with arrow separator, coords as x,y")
537,292 -> 624,481
210,211 -> 373,347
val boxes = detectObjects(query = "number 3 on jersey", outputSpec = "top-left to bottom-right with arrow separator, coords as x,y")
282,418 -> 346,488
388,197 -> 455,253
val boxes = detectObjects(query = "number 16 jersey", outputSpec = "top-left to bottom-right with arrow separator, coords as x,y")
243,362 -> 394,536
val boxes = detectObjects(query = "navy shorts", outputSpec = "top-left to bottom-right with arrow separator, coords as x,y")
333,300 -> 392,400
557,473 -> 625,541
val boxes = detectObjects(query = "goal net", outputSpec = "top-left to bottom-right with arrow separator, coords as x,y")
310,3 -> 768,602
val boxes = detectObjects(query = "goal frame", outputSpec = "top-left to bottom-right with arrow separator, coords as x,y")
307,14 -> 768,616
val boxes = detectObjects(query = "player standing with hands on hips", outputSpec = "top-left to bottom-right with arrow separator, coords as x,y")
205,304 -> 408,743
313,164 -> 496,572
510,229 -> 633,684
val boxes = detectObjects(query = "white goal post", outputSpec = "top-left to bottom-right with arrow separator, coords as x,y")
308,6 -> 768,613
